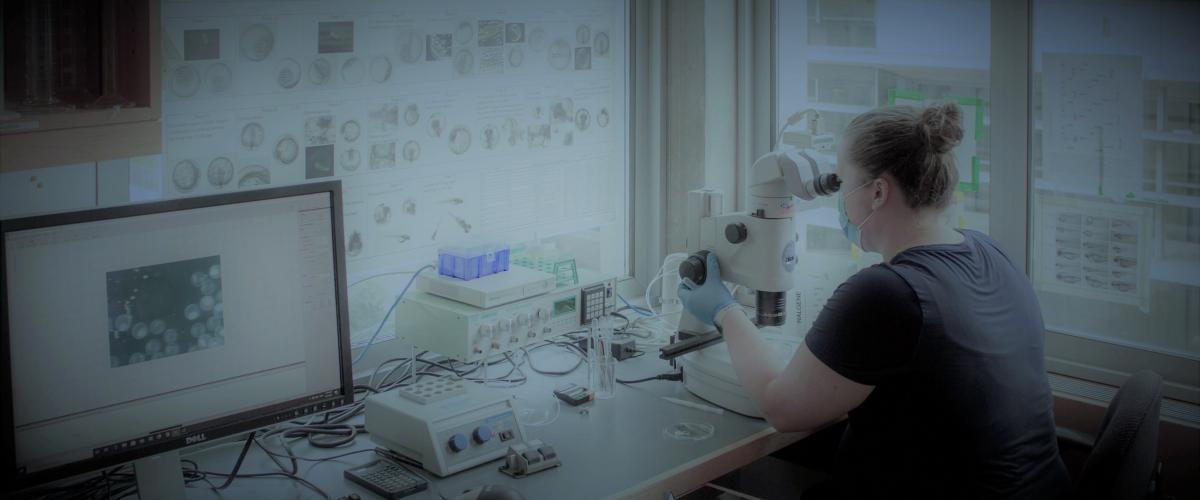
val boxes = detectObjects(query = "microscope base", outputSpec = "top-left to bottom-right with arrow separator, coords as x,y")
679,331 -> 803,419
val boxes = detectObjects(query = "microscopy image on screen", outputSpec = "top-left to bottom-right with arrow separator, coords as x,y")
107,256 -> 225,367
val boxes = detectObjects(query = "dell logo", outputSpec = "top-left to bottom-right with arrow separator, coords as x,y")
185,433 -> 207,445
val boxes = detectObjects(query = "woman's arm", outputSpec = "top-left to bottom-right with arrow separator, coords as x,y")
718,308 -> 873,432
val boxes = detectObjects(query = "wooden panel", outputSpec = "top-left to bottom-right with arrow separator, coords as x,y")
0,119 -> 161,172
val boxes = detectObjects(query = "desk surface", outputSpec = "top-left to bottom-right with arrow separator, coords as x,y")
181,343 -> 807,499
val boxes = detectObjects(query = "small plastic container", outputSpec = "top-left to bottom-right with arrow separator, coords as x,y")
438,243 -> 510,281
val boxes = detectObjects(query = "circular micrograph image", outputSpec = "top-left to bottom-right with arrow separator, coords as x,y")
529,27 -> 546,51
340,148 -> 361,171
341,120 -> 361,142
448,126 -> 471,155
575,108 -> 591,131
370,56 -> 392,83
403,140 -> 421,162
428,112 -> 446,139
205,63 -> 233,94
347,230 -> 363,257
597,107 -> 610,128
482,124 -> 499,150
172,160 -> 199,192
274,135 -> 299,164
455,20 -> 475,45
503,117 -> 521,146
341,57 -> 366,85
275,58 -> 302,89
508,46 -> 524,68
404,104 -> 420,127
309,58 -> 332,85
374,203 -> 391,224
207,157 -> 234,188
397,30 -> 424,64
551,98 -> 574,123
454,49 -> 474,77
594,31 -> 610,57
240,122 -> 264,149
547,39 -> 572,70
237,165 -> 271,188
240,24 -> 275,61
170,65 -> 200,97
576,25 -> 592,46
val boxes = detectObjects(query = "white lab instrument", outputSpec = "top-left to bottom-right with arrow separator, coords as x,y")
398,271 -> 616,363
418,265 -> 557,308
660,113 -> 841,417
365,379 -> 526,477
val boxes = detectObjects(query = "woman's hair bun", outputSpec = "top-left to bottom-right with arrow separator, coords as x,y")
918,102 -> 963,156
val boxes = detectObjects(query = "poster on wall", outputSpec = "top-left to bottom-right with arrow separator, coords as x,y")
1033,195 -> 1152,312
1041,53 -> 1143,198
160,0 -> 627,345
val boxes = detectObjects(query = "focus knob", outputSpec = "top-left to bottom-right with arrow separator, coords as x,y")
448,433 -> 469,453
725,223 -> 748,244
473,425 -> 493,444
678,250 -> 710,286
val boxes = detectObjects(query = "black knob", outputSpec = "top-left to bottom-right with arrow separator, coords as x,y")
725,223 -> 748,244
678,250 -> 709,286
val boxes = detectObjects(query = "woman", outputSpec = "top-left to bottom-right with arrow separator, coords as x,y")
678,103 -> 1070,499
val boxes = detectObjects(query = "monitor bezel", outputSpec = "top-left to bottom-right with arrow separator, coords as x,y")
0,181 -> 355,491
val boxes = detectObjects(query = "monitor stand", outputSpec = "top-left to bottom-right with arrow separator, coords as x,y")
134,450 -> 187,500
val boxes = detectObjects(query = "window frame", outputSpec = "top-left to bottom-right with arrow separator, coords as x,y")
755,0 -> 1200,404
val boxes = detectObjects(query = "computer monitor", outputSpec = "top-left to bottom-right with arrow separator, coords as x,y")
0,181 -> 354,495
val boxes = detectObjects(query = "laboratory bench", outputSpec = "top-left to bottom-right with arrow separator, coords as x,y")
177,341 -> 808,500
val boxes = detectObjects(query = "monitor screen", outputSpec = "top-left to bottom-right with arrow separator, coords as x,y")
1,182 -> 353,489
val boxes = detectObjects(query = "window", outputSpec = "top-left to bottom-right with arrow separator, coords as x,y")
776,0 -> 992,332
772,0 -> 1200,401
156,0 -> 632,348
1032,0 -> 1200,393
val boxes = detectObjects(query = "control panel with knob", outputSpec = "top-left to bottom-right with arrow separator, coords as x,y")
448,433 -> 469,453
472,425 -> 492,445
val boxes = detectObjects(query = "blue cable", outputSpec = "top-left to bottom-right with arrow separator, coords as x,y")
617,293 -> 654,317
352,264 -> 435,365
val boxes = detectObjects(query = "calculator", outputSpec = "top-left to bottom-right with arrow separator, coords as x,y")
344,457 -> 429,499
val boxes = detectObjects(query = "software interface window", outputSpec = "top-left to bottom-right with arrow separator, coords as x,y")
4,193 -> 343,474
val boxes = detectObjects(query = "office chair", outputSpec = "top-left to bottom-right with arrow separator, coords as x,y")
1059,369 -> 1163,500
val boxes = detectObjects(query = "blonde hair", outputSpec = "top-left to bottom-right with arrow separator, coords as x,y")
843,102 -> 963,209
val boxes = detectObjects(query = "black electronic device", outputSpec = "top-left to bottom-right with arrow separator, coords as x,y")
1,182 -> 355,497
344,457 -> 429,499
552,383 -> 593,406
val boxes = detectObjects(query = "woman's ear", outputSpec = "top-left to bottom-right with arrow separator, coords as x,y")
871,177 -> 888,210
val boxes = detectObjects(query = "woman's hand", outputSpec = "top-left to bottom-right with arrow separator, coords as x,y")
677,252 -> 738,326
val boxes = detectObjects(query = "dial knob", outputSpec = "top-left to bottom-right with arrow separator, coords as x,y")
516,313 -> 530,327
497,319 -> 511,333
473,425 -> 493,444
477,324 -> 494,338
448,433 -> 469,453
536,308 -> 550,321
725,223 -> 748,244
678,250 -> 710,285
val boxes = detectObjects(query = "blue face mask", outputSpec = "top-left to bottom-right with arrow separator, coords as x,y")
837,180 -> 876,250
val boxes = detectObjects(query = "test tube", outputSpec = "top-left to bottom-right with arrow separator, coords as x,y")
588,317 -> 616,399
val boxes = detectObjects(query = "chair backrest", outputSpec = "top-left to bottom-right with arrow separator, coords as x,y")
1075,370 -> 1163,500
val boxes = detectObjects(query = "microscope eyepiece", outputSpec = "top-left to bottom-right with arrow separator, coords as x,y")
813,173 -> 842,196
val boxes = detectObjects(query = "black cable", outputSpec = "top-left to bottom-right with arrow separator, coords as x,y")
210,430 -> 257,490
617,371 -> 683,384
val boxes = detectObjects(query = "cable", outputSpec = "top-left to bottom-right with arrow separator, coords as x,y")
617,371 -> 682,385
617,293 -> 653,317
353,264 -> 434,365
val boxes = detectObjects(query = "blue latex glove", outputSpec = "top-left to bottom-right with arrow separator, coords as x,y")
677,252 -> 737,326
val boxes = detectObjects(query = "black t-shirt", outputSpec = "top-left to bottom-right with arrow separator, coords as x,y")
805,230 -> 1070,499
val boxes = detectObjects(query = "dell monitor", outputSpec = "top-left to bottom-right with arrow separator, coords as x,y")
1,181 -> 354,497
